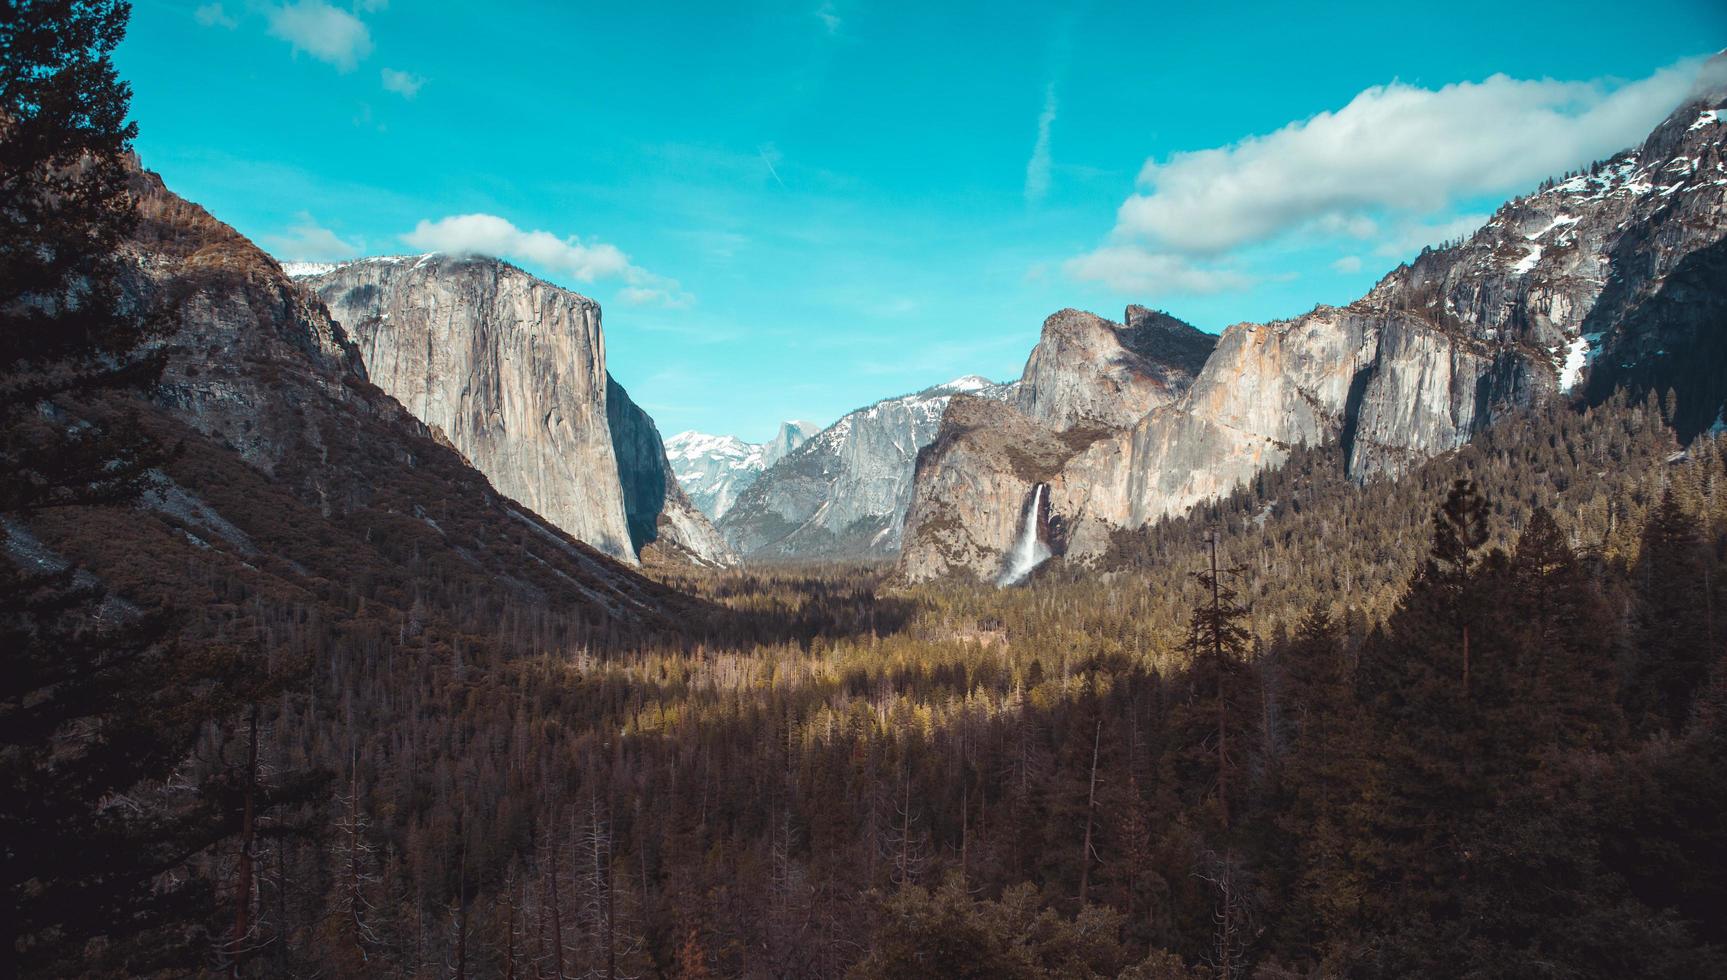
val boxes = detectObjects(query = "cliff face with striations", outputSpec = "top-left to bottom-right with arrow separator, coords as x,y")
606,376 -> 737,567
666,421 -> 818,521
291,255 -> 733,566
719,376 -> 1013,560
901,74 -> 1727,583
96,161 -> 688,626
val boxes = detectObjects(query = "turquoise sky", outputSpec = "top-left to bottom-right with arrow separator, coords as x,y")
119,1 -> 1726,440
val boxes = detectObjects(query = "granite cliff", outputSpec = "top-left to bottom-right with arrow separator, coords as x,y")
666,421 -> 818,520
291,256 -> 733,566
99,160 -> 687,625
719,376 -> 1012,560
902,76 -> 1727,583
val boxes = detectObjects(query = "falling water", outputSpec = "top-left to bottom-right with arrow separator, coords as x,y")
997,483 -> 1051,587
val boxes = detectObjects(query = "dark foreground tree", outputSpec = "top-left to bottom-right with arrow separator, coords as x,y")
2,2 -> 237,974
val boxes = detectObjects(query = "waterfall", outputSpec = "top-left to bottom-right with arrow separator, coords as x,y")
997,483 -> 1051,587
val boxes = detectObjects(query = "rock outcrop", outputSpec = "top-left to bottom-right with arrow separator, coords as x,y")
1015,305 -> 1215,430
291,255 -> 734,566
607,376 -> 737,567
899,308 -> 1213,580
901,73 -> 1727,582
719,376 -> 1012,560
666,421 -> 818,520
107,161 -> 686,625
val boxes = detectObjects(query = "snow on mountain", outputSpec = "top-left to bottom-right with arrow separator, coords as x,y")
667,421 -> 818,520
717,377 -> 1015,560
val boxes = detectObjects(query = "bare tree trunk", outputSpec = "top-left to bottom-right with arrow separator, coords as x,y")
1462,623 -> 1471,700
1079,719 -> 1101,904
231,705 -> 259,977
959,781 -> 969,886
1209,531 -> 1230,832
549,812 -> 566,980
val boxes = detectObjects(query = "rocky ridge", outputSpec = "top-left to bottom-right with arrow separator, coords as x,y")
665,420 -> 818,520
290,255 -> 734,567
719,376 -> 1013,560
900,74 -> 1727,583
105,161 -> 684,624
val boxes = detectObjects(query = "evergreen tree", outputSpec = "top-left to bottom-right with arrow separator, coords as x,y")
1,3 -> 234,974
1627,487 -> 1714,734
1270,604 -> 1369,968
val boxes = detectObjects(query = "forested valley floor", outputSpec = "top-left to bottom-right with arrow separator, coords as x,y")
17,392 -> 1727,979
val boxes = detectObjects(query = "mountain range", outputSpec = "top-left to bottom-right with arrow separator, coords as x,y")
665,421 -> 818,520
61,61 -> 1726,593
899,74 -> 1727,582
714,375 -> 1014,560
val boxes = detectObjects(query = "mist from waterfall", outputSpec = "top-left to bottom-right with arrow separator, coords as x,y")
997,483 -> 1051,587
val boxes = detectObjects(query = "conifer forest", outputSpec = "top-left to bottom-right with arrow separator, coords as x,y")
6,3 -> 1727,978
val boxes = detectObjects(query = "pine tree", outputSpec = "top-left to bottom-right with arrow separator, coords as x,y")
1271,604 -> 1369,967
1,3 -> 239,974
1351,480 -> 1505,973
1628,487 -> 1714,734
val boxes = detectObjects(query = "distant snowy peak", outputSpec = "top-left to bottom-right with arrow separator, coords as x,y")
667,421 -> 819,521
666,431 -> 757,467
1355,80 -> 1727,402
926,374 -> 998,396
716,376 -> 1012,560
281,254 -> 434,280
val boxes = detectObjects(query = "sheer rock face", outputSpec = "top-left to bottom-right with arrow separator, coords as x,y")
606,376 -> 737,567
902,79 -> 1727,582
292,255 -> 733,567
291,254 -> 636,561
899,395 -> 1093,582
666,421 -> 818,521
718,376 -> 1014,560
111,164 -> 683,624
897,307 -> 1211,582
1015,306 -> 1215,431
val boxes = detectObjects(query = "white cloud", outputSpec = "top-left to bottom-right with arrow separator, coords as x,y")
266,1 -> 372,72
194,3 -> 237,28
1106,57 -> 1715,256
1063,246 -> 1251,296
380,68 -> 425,98
266,212 -> 362,262
1330,255 -> 1363,274
815,2 -> 841,34
759,143 -> 786,188
1025,83 -> 1057,205
402,213 -> 691,307
1371,213 -> 1491,258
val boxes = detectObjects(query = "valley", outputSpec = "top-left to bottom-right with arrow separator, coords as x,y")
5,5 -> 1727,978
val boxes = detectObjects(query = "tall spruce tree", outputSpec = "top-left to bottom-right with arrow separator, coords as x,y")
1351,480 -> 1507,974
2,2 -> 235,974
1628,486 -> 1714,734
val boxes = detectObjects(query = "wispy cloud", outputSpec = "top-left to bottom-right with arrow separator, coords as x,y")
401,213 -> 691,307
265,212 -> 362,262
380,68 -> 425,98
1113,59 -> 1715,256
1065,56 -> 1723,298
193,3 -> 237,29
1064,245 -> 1251,296
266,1 -> 372,71
759,144 -> 786,189
1330,255 -> 1362,274
1024,83 -> 1058,205
815,2 -> 842,35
